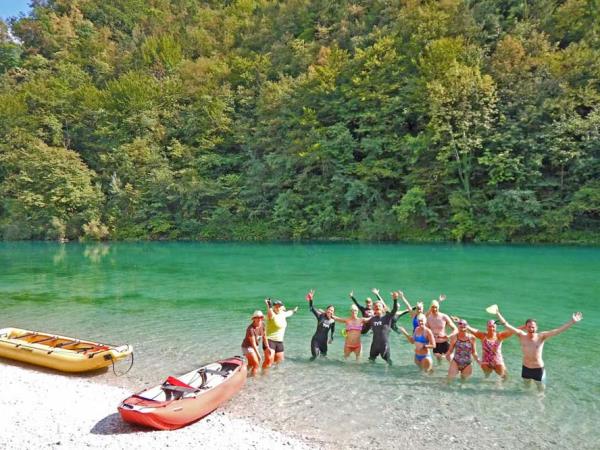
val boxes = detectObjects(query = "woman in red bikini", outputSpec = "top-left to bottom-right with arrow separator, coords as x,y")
333,304 -> 368,360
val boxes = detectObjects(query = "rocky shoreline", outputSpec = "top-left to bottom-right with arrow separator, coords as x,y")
0,361 -> 316,450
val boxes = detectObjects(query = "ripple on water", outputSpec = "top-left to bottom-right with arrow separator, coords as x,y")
1,242 -> 599,448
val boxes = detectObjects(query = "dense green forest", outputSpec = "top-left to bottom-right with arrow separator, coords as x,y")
0,0 -> 598,242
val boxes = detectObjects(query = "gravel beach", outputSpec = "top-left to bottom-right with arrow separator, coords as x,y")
0,361 -> 316,450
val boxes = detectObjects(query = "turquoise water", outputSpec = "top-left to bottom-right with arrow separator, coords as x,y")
1,242 -> 599,448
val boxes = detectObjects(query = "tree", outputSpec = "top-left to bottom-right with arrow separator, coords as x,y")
0,132 -> 104,240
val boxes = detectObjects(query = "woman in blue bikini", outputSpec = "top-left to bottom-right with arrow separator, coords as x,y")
399,314 -> 436,372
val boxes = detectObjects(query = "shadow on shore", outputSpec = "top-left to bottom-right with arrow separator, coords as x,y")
90,413 -> 153,435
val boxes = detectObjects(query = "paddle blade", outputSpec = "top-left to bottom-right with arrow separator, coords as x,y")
485,304 -> 499,315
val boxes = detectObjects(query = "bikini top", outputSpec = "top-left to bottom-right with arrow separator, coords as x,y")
346,323 -> 363,332
413,333 -> 428,344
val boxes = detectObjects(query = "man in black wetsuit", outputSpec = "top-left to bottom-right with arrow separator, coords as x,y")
361,291 -> 399,365
349,291 -> 374,318
370,288 -> 412,334
307,290 -> 336,360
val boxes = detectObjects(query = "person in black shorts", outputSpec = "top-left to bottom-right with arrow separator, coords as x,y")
496,309 -> 583,388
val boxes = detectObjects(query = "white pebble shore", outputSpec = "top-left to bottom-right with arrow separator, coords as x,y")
0,361 -> 316,450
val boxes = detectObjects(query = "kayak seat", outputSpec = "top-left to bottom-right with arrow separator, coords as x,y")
54,340 -> 77,348
202,368 -> 230,377
164,376 -> 194,388
162,377 -> 198,400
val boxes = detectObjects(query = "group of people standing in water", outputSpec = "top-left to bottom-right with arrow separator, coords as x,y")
241,289 -> 583,388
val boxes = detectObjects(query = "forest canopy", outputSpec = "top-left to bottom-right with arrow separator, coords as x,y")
0,0 -> 598,243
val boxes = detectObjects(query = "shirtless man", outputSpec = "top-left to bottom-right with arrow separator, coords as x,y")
496,309 -> 583,386
426,300 -> 457,363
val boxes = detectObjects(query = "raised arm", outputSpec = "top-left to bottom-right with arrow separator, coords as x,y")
496,310 -> 526,336
497,329 -> 515,340
265,298 -> 274,319
460,321 -> 485,340
540,312 -> 583,340
371,288 -> 384,303
398,291 -> 412,311
390,292 -> 399,315
308,300 -> 321,319
350,291 -> 367,315
395,308 -> 412,318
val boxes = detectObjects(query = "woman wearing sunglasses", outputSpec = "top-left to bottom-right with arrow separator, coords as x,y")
399,313 -> 436,372
241,310 -> 269,376
333,303 -> 369,360
446,319 -> 480,381
467,319 -> 514,380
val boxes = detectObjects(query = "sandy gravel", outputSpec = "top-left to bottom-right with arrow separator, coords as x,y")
0,361 -> 316,450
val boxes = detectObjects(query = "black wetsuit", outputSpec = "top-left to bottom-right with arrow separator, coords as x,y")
350,295 -> 374,318
309,300 -> 335,359
391,309 -> 411,334
361,298 -> 398,364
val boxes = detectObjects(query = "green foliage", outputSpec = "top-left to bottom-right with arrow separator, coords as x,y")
0,0 -> 598,243
0,133 -> 104,240
0,42 -> 22,73
484,190 -> 542,241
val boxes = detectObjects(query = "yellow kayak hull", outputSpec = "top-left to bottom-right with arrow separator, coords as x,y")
0,327 -> 133,373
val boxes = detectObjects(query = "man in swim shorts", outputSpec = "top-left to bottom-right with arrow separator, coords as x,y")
496,309 -> 583,386
361,291 -> 399,365
426,300 -> 457,362
306,290 -> 336,360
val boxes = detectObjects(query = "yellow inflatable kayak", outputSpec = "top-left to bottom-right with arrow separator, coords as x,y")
0,327 -> 133,373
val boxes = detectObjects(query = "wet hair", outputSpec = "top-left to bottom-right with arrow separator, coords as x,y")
525,318 -> 537,326
326,305 -> 334,310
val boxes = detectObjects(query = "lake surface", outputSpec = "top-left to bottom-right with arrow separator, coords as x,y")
1,242 -> 599,448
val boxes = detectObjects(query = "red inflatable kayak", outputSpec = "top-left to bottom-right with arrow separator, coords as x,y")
118,356 -> 247,430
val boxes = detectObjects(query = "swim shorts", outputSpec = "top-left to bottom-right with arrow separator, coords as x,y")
521,365 -> 545,382
433,341 -> 449,355
268,340 -> 284,353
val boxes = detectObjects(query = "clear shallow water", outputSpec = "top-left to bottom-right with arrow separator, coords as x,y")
1,242 -> 599,448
